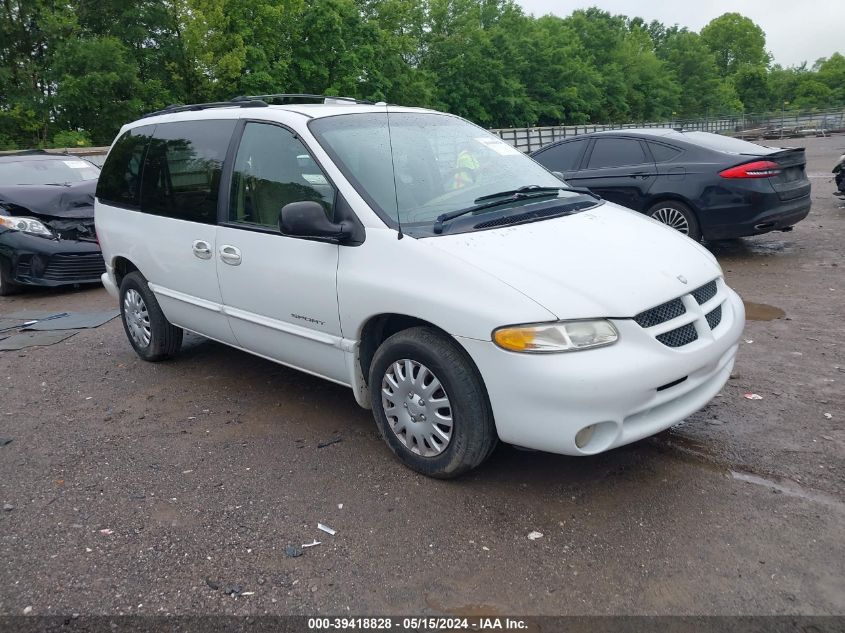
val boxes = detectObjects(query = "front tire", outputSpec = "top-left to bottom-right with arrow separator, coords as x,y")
369,327 -> 497,478
646,200 -> 701,241
119,271 -> 182,361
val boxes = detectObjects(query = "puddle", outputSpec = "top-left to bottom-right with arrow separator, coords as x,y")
425,595 -> 502,617
730,471 -> 845,512
708,239 -> 793,257
743,301 -> 785,321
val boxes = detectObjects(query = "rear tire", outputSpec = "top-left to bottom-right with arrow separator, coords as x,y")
119,271 -> 182,361
0,258 -> 22,297
646,200 -> 701,241
369,327 -> 497,478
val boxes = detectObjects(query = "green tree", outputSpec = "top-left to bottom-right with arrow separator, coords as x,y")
656,30 -> 741,118
700,13 -> 769,77
50,36 -> 144,144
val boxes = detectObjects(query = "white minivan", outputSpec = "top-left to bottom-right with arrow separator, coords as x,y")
95,95 -> 745,478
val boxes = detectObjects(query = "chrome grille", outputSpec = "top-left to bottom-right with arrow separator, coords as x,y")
706,305 -> 722,329
656,323 -> 698,348
634,298 -> 685,328
692,280 -> 717,305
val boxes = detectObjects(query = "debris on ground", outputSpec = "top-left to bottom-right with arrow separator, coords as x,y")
823,413 -> 833,419
21,311 -> 118,331
743,393 -> 763,400
223,584 -> 244,597
0,331 -> 77,351
3,503 -> 14,511
0,438 -> 12,447
285,545 -> 303,558
317,523 -> 336,536
317,437 -> 342,448
205,578 -> 220,590
99,528 -> 114,535
22,606 -> 32,615
301,540 -> 321,548
527,531 -> 543,540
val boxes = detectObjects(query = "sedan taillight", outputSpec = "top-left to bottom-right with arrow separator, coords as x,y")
719,160 -> 781,179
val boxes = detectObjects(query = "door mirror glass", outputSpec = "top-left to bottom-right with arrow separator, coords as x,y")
279,201 -> 351,244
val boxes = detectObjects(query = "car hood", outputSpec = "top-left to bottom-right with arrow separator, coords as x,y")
0,180 -> 96,219
422,203 -> 722,319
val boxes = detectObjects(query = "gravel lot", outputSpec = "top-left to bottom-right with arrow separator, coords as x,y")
0,135 -> 843,618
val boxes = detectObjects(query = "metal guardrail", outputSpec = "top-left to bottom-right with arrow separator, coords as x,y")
491,109 -> 845,153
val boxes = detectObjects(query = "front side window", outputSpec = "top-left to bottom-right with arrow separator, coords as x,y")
587,138 -> 649,169
140,120 -> 236,224
534,139 -> 587,172
0,157 -> 99,187
96,126 -> 153,207
308,112 -> 582,232
228,122 -> 334,228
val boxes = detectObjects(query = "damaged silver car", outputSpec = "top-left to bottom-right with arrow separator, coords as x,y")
0,151 -> 105,295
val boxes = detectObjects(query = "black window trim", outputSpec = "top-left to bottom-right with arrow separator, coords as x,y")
582,136 -> 653,171
218,117 -> 365,245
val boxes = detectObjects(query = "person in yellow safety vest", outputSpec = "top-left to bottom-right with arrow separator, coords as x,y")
453,145 -> 480,189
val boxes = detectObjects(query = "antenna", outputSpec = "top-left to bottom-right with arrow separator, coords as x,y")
383,103 -> 403,240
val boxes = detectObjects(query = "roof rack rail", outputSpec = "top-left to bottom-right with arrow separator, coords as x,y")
233,93 -> 373,105
141,99 -> 268,119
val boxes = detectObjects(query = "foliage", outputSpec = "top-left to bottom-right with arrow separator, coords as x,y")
1,2 -> 843,148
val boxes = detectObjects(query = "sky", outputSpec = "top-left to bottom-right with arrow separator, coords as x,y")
514,0 -> 841,68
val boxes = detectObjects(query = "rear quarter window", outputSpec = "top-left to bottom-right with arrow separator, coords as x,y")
97,126 -> 153,208
647,142 -> 682,162
140,120 -> 236,224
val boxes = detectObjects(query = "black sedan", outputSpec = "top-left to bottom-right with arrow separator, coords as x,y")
530,129 -> 811,241
0,152 -> 104,295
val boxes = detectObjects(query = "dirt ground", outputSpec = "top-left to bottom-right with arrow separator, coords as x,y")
0,136 -> 843,619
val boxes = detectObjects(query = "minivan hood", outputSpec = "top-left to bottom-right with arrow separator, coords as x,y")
422,203 -> 722,319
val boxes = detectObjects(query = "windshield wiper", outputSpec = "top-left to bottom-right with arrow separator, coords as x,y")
433,186 -> 599,234
474,185 -> 598,203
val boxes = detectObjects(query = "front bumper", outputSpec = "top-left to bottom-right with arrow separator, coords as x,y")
0,229 -> 105,287
458,287 -> 745,456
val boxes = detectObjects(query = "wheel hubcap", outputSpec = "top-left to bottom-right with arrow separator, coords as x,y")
651,207 -> 690,234
381,359 -> 453,457
123,289 -> 151,348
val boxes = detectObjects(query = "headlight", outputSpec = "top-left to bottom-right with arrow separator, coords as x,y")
493,319 -> 618,353
0,215 -> 54,237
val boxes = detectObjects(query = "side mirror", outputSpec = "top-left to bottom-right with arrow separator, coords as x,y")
279,201 -> 353,244
552,171 -> 566,182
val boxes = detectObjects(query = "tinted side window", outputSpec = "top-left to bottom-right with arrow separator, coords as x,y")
648,142 -> 682,162
535,139 -> 586,171
140,120 -> 236,224
96,126 -> 153,207
229,122 -> 335,228
587,138 -> 648,169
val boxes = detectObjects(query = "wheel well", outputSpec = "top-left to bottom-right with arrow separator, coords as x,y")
644,194 -> 700,219
112,257 -> 139,287
358,314 -> 449,385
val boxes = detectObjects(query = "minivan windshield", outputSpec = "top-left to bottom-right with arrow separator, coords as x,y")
309,112 -> 586,232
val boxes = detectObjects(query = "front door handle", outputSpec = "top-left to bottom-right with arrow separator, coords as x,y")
219,244 -> 242,266
192,240 -> 212,260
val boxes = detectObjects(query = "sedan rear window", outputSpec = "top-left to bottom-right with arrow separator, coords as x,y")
0,158 -> 99,185
674,132 -> 776,154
